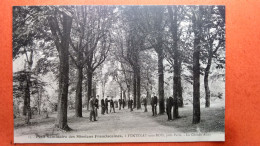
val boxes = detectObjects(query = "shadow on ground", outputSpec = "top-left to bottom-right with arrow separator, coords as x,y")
133,105 -> 225,133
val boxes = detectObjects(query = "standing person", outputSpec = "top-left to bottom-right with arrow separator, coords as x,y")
89,96 -> 97,122
105,97 -> 109,114
95,95 -> 99,117
128,99 -> 130,109
101,98 -> 105,115
153,96 -> 158,116
119,99 -> 122,110
110,98 -> 115,113
130,99 -> 133,111
151,96 -> 155,116
166,98 -> 169,120
143,97 -> 148,112
166,97 -> 172,120
122,99 -> 125,109
168,96 -> 174,120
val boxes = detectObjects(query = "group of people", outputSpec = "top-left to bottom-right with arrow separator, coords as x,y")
118,98 -> 127,110
150,96 -> 178,120
166,96 -> 176,121
89,95 -> 176,122
89,95 -> 129,122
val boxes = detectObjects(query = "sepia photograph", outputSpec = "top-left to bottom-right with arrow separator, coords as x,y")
12,5 -> 225,143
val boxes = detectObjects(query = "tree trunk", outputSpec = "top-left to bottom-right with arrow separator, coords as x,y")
120,87 -> 123,101
75,67 -> 83,117
173,38 -> 180,118
102,83 -> 105,99
127,85 -> 130,109
49,13 -> 72,131
84,79 -> 88,107
23,93 -> 27,116
56,45 -> 70,130
173,47 -> 180,119
205,54 -> 212,108
24,49 -> 33,123
193,37 -> 201,124
87,70 -> 93,111
149,85 -> 153,105
168,6 -> 180,118
177,82 -> 183,107
25,77 -> 31,124
146,84 -> 151,105
167,6 -> 184,109
37,87 -> 42,115
123,90 -> 126,101
92,82 -> 96,97
177,61 -> 183,107
157,48 -> 165,114
133,72 -> 137,108
192,7 -> 202,124
173,71 -> 179,119
136,65 -> 141,109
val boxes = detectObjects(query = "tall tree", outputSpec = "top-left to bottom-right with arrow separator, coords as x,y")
119,6 -> 148,109
167,6 -> 181,119
68,6 -> 112,116
121,63 -> 133,105
12,47 -> 34,123
70,6 -> 115,110
13,6 -> 56,124
85,35 -> 112,109
140,51 -> 157,105
125,27 -> 143,109
24,48 -> 33,124
47,8 -> 73,130
142,6 -> 167,114
201,6 -> 225,108
192,6 -> 203,124
112,24 -> 133,106
68,6 -> 87,117
13,7 -> 70,127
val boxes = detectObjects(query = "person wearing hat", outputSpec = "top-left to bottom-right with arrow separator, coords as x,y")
89,96 -> 97,122
110,97 -> 115,113
105,97 -> 109,114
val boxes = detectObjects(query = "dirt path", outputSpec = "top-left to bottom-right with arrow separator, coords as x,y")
14,104 -> 225,143
74,108 -> 177,135
14,107 -> 177,138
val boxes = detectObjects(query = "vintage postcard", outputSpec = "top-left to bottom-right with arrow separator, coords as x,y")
13,5 -> 225,143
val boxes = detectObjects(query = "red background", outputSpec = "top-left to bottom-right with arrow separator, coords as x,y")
1,0 -> 260,145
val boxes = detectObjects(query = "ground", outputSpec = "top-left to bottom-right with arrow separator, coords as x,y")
14,101 -> 224,142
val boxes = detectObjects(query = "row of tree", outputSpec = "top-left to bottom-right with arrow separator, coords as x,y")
110,6 -> 225,123
13,5 -> 225,130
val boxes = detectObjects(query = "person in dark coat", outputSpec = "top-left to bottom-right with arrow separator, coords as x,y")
151,97 -> 155,116
143,97 -> 148,112
105,97 -> 109,114
119,99 -> 122,110
128,99 -> 130,109
110,98 -> 115,113
130,99 -> 133,111
94,96 -> 99,117
101,98 -> 105,115
168,96 -> 174,120
89,96 -> 97,121
153,96 -> 158,116
122,99 -> 125,109
166,97 -> 173,120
